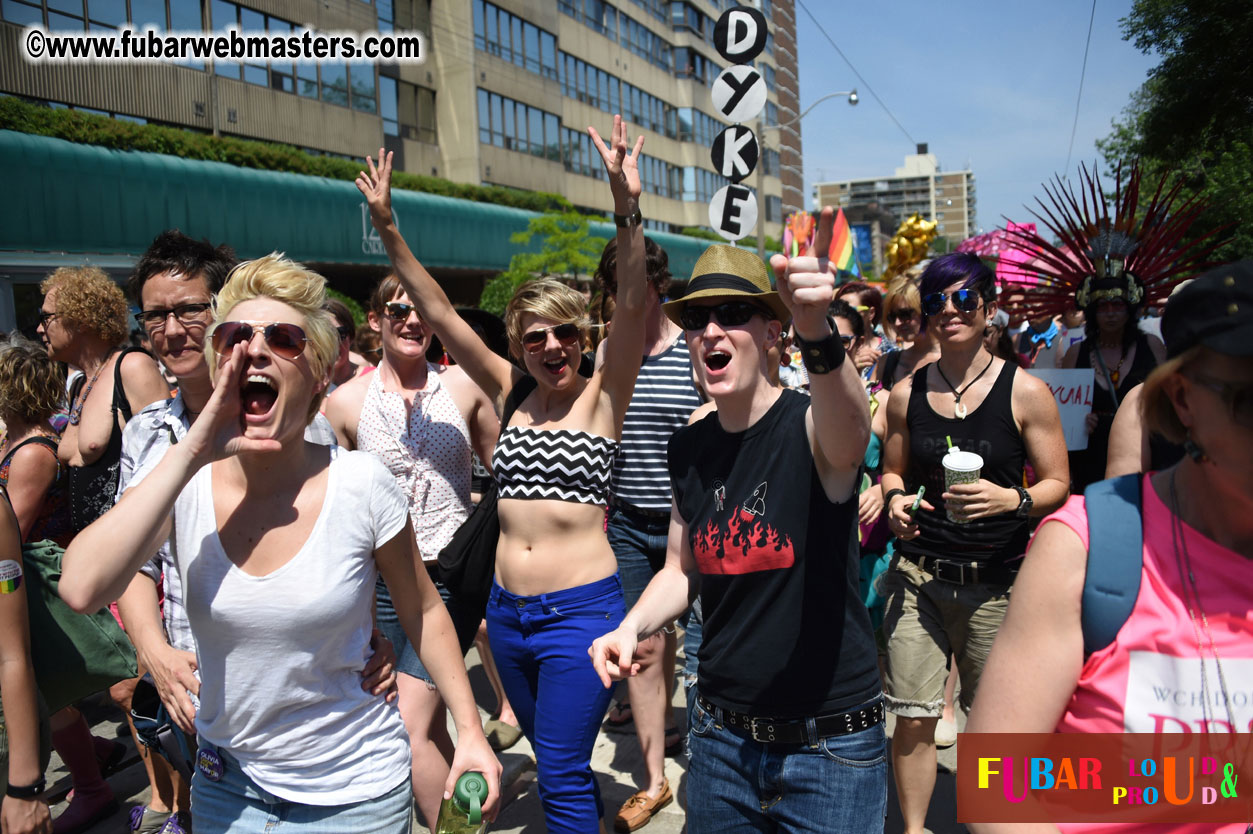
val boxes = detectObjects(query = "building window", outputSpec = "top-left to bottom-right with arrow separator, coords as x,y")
479,89 -> 557,157
762,148 -> 779,177
320,62 -> 349,107
381,76 -> 399,136
473,0 -> 558,80
766,195 -> 782,222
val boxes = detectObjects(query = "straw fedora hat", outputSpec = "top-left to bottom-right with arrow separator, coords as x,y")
663,245 -> 792,327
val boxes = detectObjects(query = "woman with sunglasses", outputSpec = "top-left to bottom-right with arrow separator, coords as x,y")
355,117 -> 645,833
59,255 -> 500,833
879,252 -> 1069,834
324,273 -> 499,829
874,278 -> 939,391
967,263 -> 1253,834
835,281 -> 887,372
591,211 -> 887,833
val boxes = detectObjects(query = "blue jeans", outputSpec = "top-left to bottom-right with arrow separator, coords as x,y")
191,743 -> 411,834
606,507 -> 669,610
686,694 -> 888,834
375,570 -> 479,682
485,574 -> 625,834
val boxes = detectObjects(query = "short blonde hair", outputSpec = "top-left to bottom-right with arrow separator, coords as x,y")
883,276 -> 921,315
504,278 -> 589,360
1140,345 -> 1205,445
0,333 -> 66,424
211,254 -> 339,421
41,266 -> 130,346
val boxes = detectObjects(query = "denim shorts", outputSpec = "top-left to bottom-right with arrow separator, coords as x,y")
374,569 -> 480,683
190,742 -> 412,834
686,692 -> 888,833
606,506 -> 670,610
880,555 -> 1011,718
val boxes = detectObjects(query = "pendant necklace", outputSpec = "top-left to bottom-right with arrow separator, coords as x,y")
935,354 -> 995,420
68,348 -> 117,426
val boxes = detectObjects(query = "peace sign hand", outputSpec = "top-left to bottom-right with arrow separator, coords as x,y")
771,206 -> 837,340
356,148 -> 395,231
588,115 -> 643,212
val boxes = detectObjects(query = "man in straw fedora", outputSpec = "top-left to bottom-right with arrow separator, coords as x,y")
591,209 -> 887,832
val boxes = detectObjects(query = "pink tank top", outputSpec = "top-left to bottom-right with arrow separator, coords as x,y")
356,364 -> 471,562
1041,474 -> 1253,834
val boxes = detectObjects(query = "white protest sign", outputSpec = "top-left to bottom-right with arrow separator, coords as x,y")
709,183 -> 757,242
1027,368 -> 1095,451
710,65 -> 768,124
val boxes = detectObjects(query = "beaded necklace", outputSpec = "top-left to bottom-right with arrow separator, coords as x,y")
68,348 -> 116,426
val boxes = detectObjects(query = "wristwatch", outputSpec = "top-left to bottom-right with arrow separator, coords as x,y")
5,778 -> 46,799
1014,485 -> 1033,518
613,208 -> 643,228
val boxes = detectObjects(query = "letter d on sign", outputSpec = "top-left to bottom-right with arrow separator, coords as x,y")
1203,786 -> 1218,804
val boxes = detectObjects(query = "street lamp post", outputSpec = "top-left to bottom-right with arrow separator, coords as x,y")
756,89 -> 858,262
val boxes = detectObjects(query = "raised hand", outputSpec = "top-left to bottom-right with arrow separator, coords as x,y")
770,206 -> 838,340
356,148 -> 395,231
588,115 -> 643,210
179,342 -> 282,465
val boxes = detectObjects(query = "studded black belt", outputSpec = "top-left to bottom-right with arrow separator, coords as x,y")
696,695 -> 884,744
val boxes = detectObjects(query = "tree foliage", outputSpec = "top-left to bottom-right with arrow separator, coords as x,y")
478,209 -> 609,315
1098,0 -> 1253,259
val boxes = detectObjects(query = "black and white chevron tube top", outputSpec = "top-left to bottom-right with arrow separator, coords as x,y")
492,425 -> 620,506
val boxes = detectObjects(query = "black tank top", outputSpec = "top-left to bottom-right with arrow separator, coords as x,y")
900,360 -> 1029,565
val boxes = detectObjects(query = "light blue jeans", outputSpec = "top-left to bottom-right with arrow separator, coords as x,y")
190,743 -> 412,834
686,693 -> 888,833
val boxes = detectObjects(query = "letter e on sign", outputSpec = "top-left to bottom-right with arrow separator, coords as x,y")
709,184 -> 758,242
711,125 -> 759,183
711,65 -> 768,124
713,6 -> 767,64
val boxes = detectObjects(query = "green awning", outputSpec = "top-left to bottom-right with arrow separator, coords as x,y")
0,130 -> 714,279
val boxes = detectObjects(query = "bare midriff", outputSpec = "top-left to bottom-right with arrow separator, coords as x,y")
495,497 -> 617,596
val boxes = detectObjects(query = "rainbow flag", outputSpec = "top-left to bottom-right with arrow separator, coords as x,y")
0,560 -> 21,594
828,207 -> 860,278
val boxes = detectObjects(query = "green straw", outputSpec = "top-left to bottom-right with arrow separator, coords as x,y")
946,435 -> 954,451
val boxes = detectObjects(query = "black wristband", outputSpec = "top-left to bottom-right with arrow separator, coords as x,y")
6,778 -> 46,799
613,208 -> 643,228
794,317 -> 846,375
884,488 -> 907,507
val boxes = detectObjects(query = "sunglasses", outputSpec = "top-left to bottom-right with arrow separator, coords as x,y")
37,309 -> 59,327
922,289 -> 981,318
679,301 -> 768,331
1190,373 -> 1253,428
211,320 -> 309,360
384,302 -> 419,321
521,322 -> 581,353
888,308 -> 919,325
838,333 -> 855,347
136,302 -> 213,330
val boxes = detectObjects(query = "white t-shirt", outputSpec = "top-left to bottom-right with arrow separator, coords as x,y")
171,448 -> 410,804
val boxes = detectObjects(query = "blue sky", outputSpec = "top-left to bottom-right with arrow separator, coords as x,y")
792,0 -> 1157,235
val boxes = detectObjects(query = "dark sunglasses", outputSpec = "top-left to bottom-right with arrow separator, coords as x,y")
136,302 -> 213,330
336,325 -> 352,340
211,320 -> 309,360
679,301 -> 768,331
36,309 -> 58,326
1190,373 -> 1253,428
384,302 -> 419,321
922,289 -> 981,318
521,322 -> 581,353
888,308 -> 919,325
838,333 -> 855,347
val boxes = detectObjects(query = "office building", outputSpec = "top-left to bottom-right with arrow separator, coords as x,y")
812,144 -> 977,247
0,0 -> 798,239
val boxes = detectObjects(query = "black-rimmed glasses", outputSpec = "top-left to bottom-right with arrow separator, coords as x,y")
136,302 -> 213,330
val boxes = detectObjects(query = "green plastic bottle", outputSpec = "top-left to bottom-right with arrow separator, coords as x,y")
434,771 -> 489,834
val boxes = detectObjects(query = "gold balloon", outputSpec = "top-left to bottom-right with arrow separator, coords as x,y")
883,213 -> 938,280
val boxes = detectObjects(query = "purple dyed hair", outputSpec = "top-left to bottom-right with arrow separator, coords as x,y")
918,253 -> 996,322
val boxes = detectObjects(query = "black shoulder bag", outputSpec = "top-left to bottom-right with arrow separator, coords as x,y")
437,375 -> 537,618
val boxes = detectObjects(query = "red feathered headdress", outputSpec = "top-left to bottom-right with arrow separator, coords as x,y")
1001,163 -> 1225,317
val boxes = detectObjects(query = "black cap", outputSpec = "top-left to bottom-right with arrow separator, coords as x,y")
1162,261 -> 1253,359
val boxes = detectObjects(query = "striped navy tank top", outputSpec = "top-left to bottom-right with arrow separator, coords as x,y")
611,336 -> 703,511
